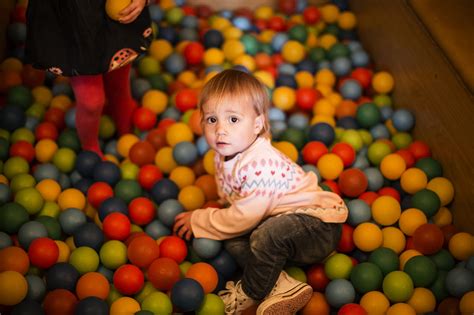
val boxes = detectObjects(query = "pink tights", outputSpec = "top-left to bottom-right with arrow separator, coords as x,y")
69,64 -> 137,156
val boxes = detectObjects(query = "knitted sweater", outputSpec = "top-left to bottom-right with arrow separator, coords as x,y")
190,137 -> 348,240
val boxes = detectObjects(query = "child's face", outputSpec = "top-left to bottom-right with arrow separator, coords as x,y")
202,97 -> 263,160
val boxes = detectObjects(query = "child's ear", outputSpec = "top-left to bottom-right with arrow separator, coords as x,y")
254,115 -> 264,135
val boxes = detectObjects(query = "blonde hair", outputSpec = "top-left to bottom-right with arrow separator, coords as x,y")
198,69 -> 271,138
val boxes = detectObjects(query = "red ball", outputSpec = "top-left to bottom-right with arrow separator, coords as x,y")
331,142 -> 356,167
408,140 -> 431,161
405,236 -> 415,250
358,191 -> 379,206
306,263 -> 330,292
132,107 -> 157,131
377,187 -> 400,202
296,87 -> 321,111
413,223 -> 444,255
337,223 -> 355,253
268,16 -> 286,32
167,80 -> 187,95
157,118 -> 176,131
396,149 -> 416,168
321,180 -> 341,195
159,236 -> 188,264
175,88 -> 198,113
128,140 -> 156,167
338,168 -> 368,198
302,141 -> 328,165
20,64 -> 45,88
35,121 -> 58,141
441,224 -> 459,247
146,128 -> 167,150
43,107 -> 66,130
183,42 -> 205,66
338,303 -> 368,315
128,196 -> 156,226
147,257 -> 181,291
9,140 -> 35,163
43,289 -> 77,315
278,0 -> 296,15
102,212 -> 131,241
28,237 -> 59,269
137,164 -> 163,191
303,6 -> 321,24
127,235 -> 160,268
113,264 -> 144,295
350,67 -> 373,89
87,181 -> 114,209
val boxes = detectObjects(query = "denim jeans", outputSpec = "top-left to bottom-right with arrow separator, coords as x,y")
224,213 -> 342,300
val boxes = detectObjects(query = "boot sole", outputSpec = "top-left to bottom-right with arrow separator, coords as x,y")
256,284 -> 313,315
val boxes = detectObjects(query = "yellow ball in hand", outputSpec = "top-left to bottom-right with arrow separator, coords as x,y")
105,0 -> 131,21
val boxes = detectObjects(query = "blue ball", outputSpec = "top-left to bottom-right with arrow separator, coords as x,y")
151,178 -> 179,204
157,199 -> 184,227
276,74 -> 297,88
192,238 -> 222,259
179,27 -> 199,42
391,108 -> 415,132
75,151 -> 102,178
181,15 -> 198,28
269,108 -> 286,122
336,116 -> 359,129
51,82 -> 74,97
196,136 -> 210,156
98,197 -> 128,221
104,139 -> 119,157
219,10 -> 233,19
210,249 -> 238,279
297,58 -> 317,74
370,123 -> 391,140
164,52 -> 186,76
58,173 -> 71,190
325,279 -> 356,308
352,154 -> 370,169
25,116 -> 40,131
173,141 -> 198,166
25,275 -> 46,302
97,265 -> 114,283
379,106 -> 393,122
347,199 -> 371,226
363,167 -> 385,191
10,299 -> 44,315
46,262 -> 80,292
144,219 -> 171,239
0,231 -> 13,249
171,278 -> 205,312
93,161 -> 121,186
203,29 -> 224,48
59,208 -> 87,235
307,123 -> 335,146
157,26 -> 178,44
271,33 -> 289,52
73,177 -> 93,195
270,120 -> 288,139
148,4 -> 164,23
351,49 -> 370,67
445,267 -> 474,297
73,222 -> 104,251
287,112 -> 309,130
278,63 -> 297,76
331,57 -> 352,76
0,105 -> 26,132
131,77 -> 152,100
18,221 -> 48,249
75,297 -> 109,315
232,16 -> 252,31
340,79 -> 363,100
160,106 -> 182,121
0,183 -> 11,205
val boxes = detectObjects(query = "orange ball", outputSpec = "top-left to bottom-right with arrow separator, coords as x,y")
127,235 -> 160,268
43,289 -> 78,315
76,272 -> 110,300
185,262 -> 218,294
188,109 -> 203,136
300,292 -> 330,315
147,257 -> 181,291
0,246 -> 30,274
195,174 -> 218,201
412,223 -> 444,255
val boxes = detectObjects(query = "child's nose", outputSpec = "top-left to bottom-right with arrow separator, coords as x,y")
216,122 -> 226,135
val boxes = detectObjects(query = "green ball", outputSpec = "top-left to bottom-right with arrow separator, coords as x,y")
57,129 -> 81,152
14,187 -> 44,215
429,270 -> 449,302
324,253 -> 353,280
0,138 -> 10,161
241,34 -> 260,56
106,285 -> 123,305
391,132 -> 412,149
415,157 -> 443,180
429,249 -> 455,271
120,160 -> 139,179
327,42 -> 350,60
279,128 -> 307,150
382,271 -> 414,303
368,247 -> 399,276
0,202 -> 30,234
147,74 -> 168,91
196,293 -> 225,315
367,141 -> 392,166
138,56 -> 161,77
114,179 -> 142,204
53,147 -> 77,173
260,43 -> 273,55
3,156 -> 30,180
356,102 -> 381,129
166,7 -> 184,25
350,262 -> 383,294
373,95 -> 392,107
141,291 -> 173,315
403,255 -> 437,287
11,128 -> 35,144
322,24 -> 340,37
411,189 -> 441,218
288,24 -> 308,43
309,47 -> 326,62
100,240 -> 128,270
69,246 -> 100,274
340,129 -> 364,152
10,173 -> 36,194
285,266 -> 307,283
7,85 -> 33,109
99,115 -> 116,140
35,216 -> 62,240
135,281 -> 157,304
26,103 -> 45,120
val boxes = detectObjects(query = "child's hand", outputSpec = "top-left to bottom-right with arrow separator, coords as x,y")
118,0 -> 147,24
173,212 -> 194,241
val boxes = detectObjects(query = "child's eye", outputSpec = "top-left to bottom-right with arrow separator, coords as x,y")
206,117 -> 217,124
230,116 -> 239,123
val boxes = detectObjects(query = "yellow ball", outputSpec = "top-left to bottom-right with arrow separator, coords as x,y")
317,153 -> 344,180
149,39 -> 173,62
281,40 -> 306,64
254,71 -> 275,89
294,71 -> 314,88
400,167 -> 427,194
460,291 -> 474,314
110,297 -> 141,315
313,99 -> 336,117
55,240 -> 71,263
310,114 -> 336,127
372,71 -> 395,94
432,206 -> 452,227
315,68 -> 336,86
338,11 -> 357,30
254,6 -> 274,20
259,30 -> 275,44
399,249 -> 422,270
448,232 -> 474,261
142,89 -> 168,115
57,188 -> 86,211
50,94 -> 73,111
353,222 -> 383,252
31,86 -> 53,106
272,141 -> 298,162
371,196 -> 401,226
359,291 -> 390,315
166,122 -> 194,147
169,166 -> 196,189
105,0 -> 131,20
272,86 -> 296,111
178,185 -> 205,211
398,208 -> 427,236
380,153 -> 406,180
210,16 -> 231,31
204,48 -> 225,66
407,287 -> 436,314
233,54 -> 256,72
320,4 -> 340,23
382,227 -> 406,254
155,147 -> 177,175
386,303 -> 416,315
318,34 -> 338,50
36,178 -> 61,202
222,39 -> 245,61
1,57 -> 23,72
223,26 -> 243,40
177,70 -> 197,87
0,271 -> 28,305
116,133 -> 140,158
203,150 -> 216,175
426,177 -> 454,206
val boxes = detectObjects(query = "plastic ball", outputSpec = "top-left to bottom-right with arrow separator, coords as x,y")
28,237 -> 59,269
0,202 -> 29,234
308,122 -> 335,146
402,255 -> 437,288
372,71 -> 394,94
380,153 -> 406,180
353,222 -> 383,252
337,303 -> 367,315
171,278 -> 205,312
147,257 -> 181,291
371,195 -> 401,226
400,167 -> 427,194
412,223 -> 444,255
69,246 -> 100,274
98,197 -> 128,221
45,262 -> 79,292
448,232 -> 474,261
411,188 -> 441,218
383,271 -> 414,303
178,185 -> 205,211
18,221 -> 48,249
59,208 -> 87,235
113,264 -> 144,295
359,291 -> 390,315
338,168 -> 367,197
324,278 -> 355,308
141,291 -> 173,314
324,253 -> 353,280
99,240 -> 127,270
74,296 -> 109,315
367,141 -> 391,166
127,235 -> 159,268
317,153 -> 344,180
159,235 -> 188,264
102,212 -> 131,241
446,267 -> 474,298
172,141 -> 198,166
73,222 -> 104,251
192,238 -> 222,260
301,141 -> 328,165
346,199 -> 371,226
76,271 -> 110,300
14,187 -> 44,215
460,291 -> 474,314
0,271 -> 28,306
272,86 -> 296,111
185,262 -> 218,294
0,246 -> 29,274
426,177 -> 454,206
350,262 -> 383,294
415,157 -> 443,180
109,296 -> 140,315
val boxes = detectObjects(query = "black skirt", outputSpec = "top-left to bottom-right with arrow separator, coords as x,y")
25,0 -> 152,76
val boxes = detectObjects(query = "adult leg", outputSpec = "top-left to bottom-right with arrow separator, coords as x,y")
70,75 -> 105,156
103,63 -> 137,135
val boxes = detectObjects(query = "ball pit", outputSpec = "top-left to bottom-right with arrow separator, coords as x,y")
0,1 -> 473,313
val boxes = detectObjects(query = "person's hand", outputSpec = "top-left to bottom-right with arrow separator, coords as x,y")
118,0 -> 147,24
173,212 -> 194,241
